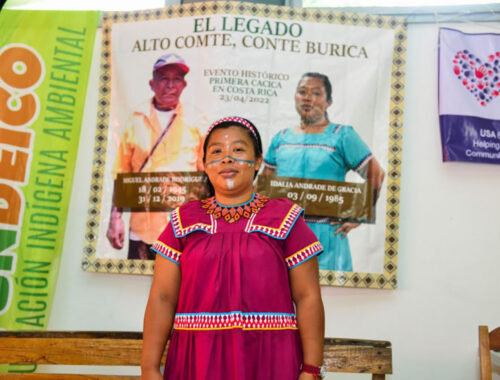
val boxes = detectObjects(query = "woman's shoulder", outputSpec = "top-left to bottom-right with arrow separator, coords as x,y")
177,198 -> 205,214
249,196 -> 303,239
171,198 -> 214,237
270,127 -> 294,141
330,123 -> 356,136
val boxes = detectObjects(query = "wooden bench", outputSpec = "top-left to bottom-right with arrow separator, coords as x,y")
479,325 -> 500,380
0,331 -> 392,379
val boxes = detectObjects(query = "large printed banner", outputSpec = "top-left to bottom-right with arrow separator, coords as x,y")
83,2 -> 406,289
0,10 -> 98,331
439,27 -> 500,164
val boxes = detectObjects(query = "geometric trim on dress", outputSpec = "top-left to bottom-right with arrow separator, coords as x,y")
174,311 -> 298,331
150,241 -> 182,264
276,143 -> 336,153
304,216 -> 332,224
333,124 -> 343,134
262,160 -> 276,169
170,207 -> 216,238
245,203 -> 303,239
285,241 -> 323,269
353,152 -> 373,172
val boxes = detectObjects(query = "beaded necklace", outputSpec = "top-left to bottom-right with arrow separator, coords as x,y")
201,193 -> 268,223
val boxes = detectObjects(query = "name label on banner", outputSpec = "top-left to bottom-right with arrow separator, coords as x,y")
256,176 -> 373,222
114,172 -> 210,211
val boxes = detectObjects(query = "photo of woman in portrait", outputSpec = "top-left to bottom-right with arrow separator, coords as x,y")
262,72 -> 385,272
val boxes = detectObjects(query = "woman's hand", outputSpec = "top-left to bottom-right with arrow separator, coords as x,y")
298,371 -> 319,380
141,367 -> 163,380
332,221 -> 360,238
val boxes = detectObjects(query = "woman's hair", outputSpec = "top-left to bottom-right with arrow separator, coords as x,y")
202,116 -> 263,197
298,72 -> 332,120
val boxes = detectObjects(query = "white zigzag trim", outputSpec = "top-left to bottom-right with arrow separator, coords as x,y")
247,204 -> 302,239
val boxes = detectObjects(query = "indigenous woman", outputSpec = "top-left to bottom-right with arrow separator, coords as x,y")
263,73 -> 385,272
142,117 -> 326,380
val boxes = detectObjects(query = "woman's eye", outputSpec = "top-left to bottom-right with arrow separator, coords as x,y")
209,148 -> 221,155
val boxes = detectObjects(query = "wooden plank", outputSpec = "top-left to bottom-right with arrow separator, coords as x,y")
324,338 -> 391,348
0,332 -> 392,377
490,327 -> 500,351
479,326 -> 492,380
323,338 -> 392,374
0,337 -> 143,365
0,332 -> 143,340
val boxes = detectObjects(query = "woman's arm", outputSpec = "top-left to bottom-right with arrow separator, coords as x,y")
141,256 -> 181,379
289,256 -> 325,379
334,157 -> 385,237
365,157 -> 385,201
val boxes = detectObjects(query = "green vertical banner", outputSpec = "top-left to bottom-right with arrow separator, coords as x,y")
0,10 -> 98,331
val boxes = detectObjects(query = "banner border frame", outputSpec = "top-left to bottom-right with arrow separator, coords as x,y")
82,1 -> 406,290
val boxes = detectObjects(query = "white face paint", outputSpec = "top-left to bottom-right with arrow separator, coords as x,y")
226,178 -> 234,189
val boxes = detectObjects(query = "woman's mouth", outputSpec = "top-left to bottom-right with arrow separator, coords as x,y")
219,169 -> 238,178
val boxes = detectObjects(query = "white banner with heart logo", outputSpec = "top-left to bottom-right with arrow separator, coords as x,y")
439,27 -> 500,164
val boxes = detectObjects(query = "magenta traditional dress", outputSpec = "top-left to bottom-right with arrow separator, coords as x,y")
151,193 -> 323,380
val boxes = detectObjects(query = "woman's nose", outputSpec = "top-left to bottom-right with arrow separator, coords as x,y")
221,155 -> 234,163
302,92 -> 312,101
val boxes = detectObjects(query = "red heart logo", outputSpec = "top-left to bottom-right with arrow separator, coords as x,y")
452,50 -> 500,106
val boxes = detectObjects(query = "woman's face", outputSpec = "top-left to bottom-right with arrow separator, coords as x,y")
204,126 -> 262,196
295,76 -> 332,125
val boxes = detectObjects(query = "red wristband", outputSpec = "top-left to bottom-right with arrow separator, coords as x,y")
301,364 -> 321,377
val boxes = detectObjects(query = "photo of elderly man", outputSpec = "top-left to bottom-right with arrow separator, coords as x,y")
106,53 -> 203,260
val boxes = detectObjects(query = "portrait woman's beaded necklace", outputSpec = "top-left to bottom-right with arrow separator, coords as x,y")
201,193 -> 268,223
